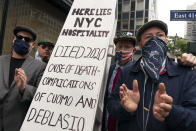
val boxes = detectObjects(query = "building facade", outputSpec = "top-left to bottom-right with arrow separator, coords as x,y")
185,3 -> 196,42
0,0 -> 73,55
117,0 -> 157,35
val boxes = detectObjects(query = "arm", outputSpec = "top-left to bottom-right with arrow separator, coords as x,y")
107,71 -> 137,121
19,63 -> 46,102
165,70 -> 196,131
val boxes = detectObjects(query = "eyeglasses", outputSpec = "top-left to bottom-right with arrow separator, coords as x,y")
16,35 -> 33,43
40,45 -> 53,51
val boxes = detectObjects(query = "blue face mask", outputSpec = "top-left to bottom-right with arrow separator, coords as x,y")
13,39 -> 30,56
141,36 -> 168,82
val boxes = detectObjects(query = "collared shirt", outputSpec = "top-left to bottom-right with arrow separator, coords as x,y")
108,62 -> 121,94
108,59 -> 134,94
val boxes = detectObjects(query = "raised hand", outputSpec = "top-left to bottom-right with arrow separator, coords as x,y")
120,80 -> 140,113
14,68 -> 27,93
153,83 -> 173,122
177,53 -> 196,67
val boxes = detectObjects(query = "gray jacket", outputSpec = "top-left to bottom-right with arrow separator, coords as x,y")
0,54 -> 46,131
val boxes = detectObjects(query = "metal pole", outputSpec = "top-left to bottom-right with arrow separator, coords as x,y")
173,33 -> 178,56
0,0 -> 9,55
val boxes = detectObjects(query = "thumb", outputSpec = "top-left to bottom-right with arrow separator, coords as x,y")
133,80 -> 139,93
158,83 -> 166,94
15,68 -> 18,76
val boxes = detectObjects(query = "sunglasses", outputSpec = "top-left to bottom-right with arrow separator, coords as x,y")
16,35 -> 33,43
40,45 -> 53,50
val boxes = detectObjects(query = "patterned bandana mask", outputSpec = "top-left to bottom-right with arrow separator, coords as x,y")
141,36 -> 168,82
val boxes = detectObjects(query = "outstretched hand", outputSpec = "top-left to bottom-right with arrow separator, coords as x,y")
120,80 -> 140,113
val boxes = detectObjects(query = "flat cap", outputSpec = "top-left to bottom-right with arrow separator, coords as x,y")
136,20 -> 168,42
114,32 -> 136,46
38,39 -> 54,48
13,25 -> 37,41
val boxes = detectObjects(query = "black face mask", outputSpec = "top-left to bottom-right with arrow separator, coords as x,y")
141,36 -> 168,82
13,39 -> 30,56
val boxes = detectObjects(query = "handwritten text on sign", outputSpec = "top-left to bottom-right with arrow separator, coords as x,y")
20,0 -> 117,131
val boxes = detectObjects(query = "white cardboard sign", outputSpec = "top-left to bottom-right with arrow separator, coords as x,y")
20,0 -> 117,130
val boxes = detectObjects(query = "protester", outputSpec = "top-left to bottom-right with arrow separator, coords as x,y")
0,25 -> 46,131
107,20 -> 196,131
35,39 -> 54,63
102,33 -> 136,131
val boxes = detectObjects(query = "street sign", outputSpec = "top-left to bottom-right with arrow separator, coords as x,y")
170,10 -> 196,21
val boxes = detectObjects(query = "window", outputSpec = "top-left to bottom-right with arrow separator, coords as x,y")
131,1 -> 135,11
130,20 -> 134,29
136,11 -> 143,18
145,0 -> 149,9
117,21 -> 121,31
130,12 -> 135,18
118,13 -> 121,19
122,1 -> 130,12
145,10 -> 148,17
122,12 -> 129,19
118,3 -> 122,12
122,20 -> 129,30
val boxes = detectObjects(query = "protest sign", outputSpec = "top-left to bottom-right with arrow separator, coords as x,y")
20,0 -> 117,131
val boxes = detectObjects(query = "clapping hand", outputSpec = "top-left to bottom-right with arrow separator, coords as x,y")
14,68 -> 27,93
120,80 -> 140,113
153,83 -> 173,122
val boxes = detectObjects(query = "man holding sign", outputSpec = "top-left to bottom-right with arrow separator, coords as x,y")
107,20 -> 196,131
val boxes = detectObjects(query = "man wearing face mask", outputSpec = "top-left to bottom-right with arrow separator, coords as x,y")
102,33 -> 136,131
107,20 -> 196,131
0,26 -> 46,131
